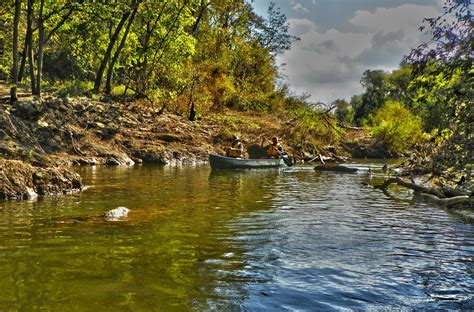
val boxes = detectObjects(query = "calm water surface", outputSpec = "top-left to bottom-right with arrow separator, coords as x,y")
0,164 -> 473,311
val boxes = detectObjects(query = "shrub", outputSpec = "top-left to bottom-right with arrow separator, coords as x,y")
368,100 -> 424,154
55,80 -> 93,98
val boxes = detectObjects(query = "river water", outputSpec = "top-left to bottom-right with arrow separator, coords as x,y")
0,164 -> 472,311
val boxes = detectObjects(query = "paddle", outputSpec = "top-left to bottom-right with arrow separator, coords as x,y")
276,148 -> 293,167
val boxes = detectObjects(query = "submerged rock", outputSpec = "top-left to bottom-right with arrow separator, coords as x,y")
103,207 -> 130,220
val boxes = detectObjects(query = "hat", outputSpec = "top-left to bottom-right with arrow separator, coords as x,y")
232,135 -> 240,141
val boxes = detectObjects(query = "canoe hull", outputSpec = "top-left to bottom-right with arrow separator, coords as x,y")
209,154 -> 284,169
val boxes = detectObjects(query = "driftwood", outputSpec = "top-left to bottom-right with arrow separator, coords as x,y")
375,177 -> 471,207
337,122 -> 365,131
377,177 -> 445,198
314,164 -> 357,173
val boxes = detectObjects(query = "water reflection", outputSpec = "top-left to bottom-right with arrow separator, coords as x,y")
0,165 -> 472,310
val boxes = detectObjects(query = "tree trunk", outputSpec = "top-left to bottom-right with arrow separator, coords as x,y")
17,43 -> 27,82
35,0 -> 45,96
26,0 -> 36,94
10,0 -> 22,103
105,0 -> 139,95
191,0 -> 209,35
93,9 -> 131,93
135,2 -> 167,94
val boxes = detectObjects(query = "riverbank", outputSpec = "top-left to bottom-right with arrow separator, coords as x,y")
1,94 -> 378,199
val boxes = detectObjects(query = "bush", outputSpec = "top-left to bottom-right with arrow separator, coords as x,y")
55,80 -> 93,98
368,100 -> 424,154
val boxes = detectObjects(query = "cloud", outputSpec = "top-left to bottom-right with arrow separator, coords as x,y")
350,4 -> 439,35
278,3 -> 441,103
289,18 -> 316,36
290,0 -> 309,13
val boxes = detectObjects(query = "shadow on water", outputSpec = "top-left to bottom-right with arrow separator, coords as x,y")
0,164 -> 472,310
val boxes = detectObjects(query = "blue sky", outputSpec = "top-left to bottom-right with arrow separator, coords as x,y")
252,0 -> 443,103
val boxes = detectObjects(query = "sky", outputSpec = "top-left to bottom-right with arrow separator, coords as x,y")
252,0 -> 444,103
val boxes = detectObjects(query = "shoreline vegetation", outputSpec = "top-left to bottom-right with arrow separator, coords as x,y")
0,1 -> 472,213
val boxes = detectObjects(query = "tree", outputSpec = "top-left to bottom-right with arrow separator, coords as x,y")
353,69 -> 387,124
254,1 -> 299,55
406,0 -> 472,175
333,99 -> 353,124
93,1 -> 133,93
384,65 -> 414,107
10,0 -> 21,102
104,0 -> 141,95
368,100 -> 424,155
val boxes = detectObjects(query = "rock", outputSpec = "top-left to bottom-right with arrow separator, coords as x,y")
0,159 -> 82,200
78,158 -> 97,166
12,101 -> 41,120
103,207 -> 129,220
106,158 -> 121,166
133,158 -> 143,164
105,155 -> 134,166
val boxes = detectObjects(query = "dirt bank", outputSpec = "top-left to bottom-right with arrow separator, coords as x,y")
0,159 -> 82,200
0,95 -> 375,199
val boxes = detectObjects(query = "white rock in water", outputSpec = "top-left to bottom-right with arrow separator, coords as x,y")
103,207 -> 129,219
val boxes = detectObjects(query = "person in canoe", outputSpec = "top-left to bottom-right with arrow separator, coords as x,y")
226,135 -> 244,158
261,136 -> 284,159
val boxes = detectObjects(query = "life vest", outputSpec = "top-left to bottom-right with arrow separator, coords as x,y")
267,143 -> 282,158
227,141 -> 243,158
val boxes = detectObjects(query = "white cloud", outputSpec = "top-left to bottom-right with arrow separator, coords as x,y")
278,4 -> 441,103
290,0 -> 310,13
350,4 -> 439,38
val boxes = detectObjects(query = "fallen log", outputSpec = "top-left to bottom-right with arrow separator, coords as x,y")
375,177 -> 472,207
417,193 -> 470,207
376,177 -> 445,198
314,164 -> 357,173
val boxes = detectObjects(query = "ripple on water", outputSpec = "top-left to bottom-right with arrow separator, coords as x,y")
0,165 -> 472,310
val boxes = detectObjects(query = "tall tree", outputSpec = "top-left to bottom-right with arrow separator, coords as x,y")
105,0 -> 141,95
93,2 -> 133,93
10,0 -> 21,102
255,1 -> 299,55
353,69 -> 387,124
34,0 -> 80,95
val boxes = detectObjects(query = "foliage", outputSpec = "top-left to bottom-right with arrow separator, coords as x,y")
352,69 -> 388,125
55,80 -> 93,98
405,0 -> 472,174
1,0 -> 298,109
254,1 -> 299,55
333,99 -> 353,124
283,93 -> 340,148
368,101 -> 424,154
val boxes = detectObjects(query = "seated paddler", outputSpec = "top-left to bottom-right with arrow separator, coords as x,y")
226,135 -> 244,158
261,136 -> 284,158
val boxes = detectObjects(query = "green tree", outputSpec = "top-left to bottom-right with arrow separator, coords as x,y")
254,1 -> 299,55
368,100 -> 424,154
406,0 -> 472,174
333,98 -> 353,124
10,0 -> 21,102
353,69 -> 387,125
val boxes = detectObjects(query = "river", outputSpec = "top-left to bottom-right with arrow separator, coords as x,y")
0,164 -> 472,310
